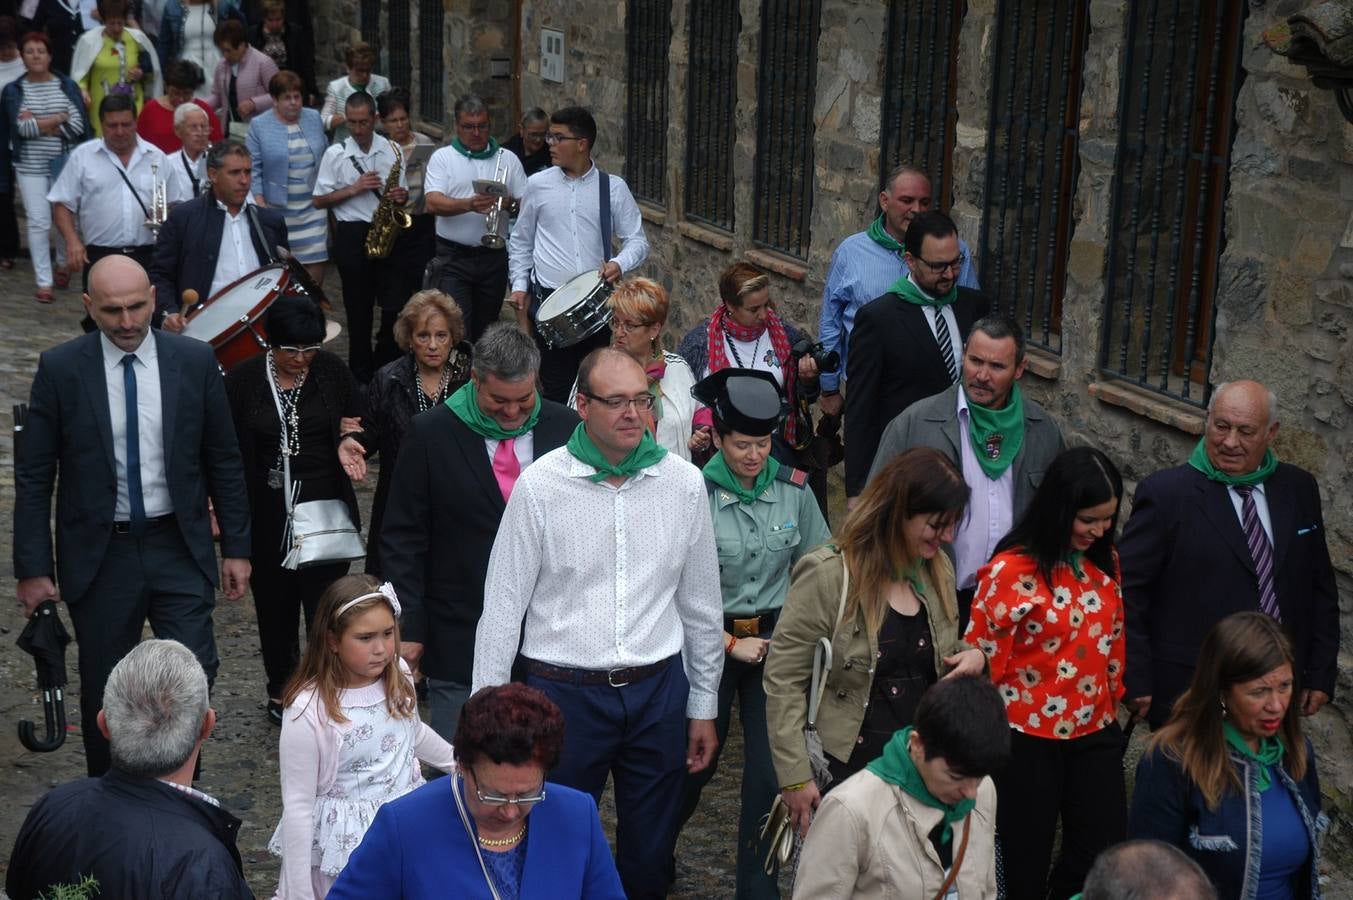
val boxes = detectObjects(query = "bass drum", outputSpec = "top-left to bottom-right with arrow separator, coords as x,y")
534,270 -> 614,349
181,263 -> 296,371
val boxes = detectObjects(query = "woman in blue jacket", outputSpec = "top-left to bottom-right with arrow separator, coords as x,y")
1129,612 -> 1326,900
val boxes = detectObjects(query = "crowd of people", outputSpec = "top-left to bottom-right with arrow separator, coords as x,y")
1,14 -> 1342,899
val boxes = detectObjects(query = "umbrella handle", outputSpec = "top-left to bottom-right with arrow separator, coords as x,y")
18,686 -> 67,752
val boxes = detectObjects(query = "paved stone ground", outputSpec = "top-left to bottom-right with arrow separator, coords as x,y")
0,258 -> 812,898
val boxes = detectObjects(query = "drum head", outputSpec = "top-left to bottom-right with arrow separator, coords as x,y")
182,264 -> 288,345
538,270 -> 605,320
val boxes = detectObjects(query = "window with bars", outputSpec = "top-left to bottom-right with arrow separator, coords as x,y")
685,0 -> 739,231
879,1 -> 964,204
977,0 -> 1088,354
752,0 -> 822,259
359,0 -> 381,61
1099,0 -> 1246,405
388,0 -> 411,94
626,0 -> 671,206
418,0 -> 445,123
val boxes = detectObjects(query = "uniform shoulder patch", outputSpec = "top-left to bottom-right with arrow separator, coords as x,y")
775,466 -> 809,488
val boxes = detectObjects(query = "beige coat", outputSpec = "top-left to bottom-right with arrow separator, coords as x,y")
763,544 -> 964,788
792,768 -> 998,899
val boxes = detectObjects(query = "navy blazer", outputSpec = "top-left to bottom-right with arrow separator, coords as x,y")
13,330 -> 251,604
149,191 -> 289,322
378,400 -> 579,683
843,287 -> 988,495
1130,742 -> 1325,900
327,777 -> 625,899
1119,463 -> 1339,725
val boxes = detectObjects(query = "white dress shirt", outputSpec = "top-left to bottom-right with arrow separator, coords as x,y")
178,148 -> 207,195
101,331 -> 172,520
1227,482 -> 1274,543
472,447 -> 724,719
484,431 -> 534,469
208,198 -> 262,298
508,162 -> 649,292
424,144 -> 529,245
906,273 -> 963,368
47,137 -> 193,247
313,136 -> 406,223
952,389 -> 1015,590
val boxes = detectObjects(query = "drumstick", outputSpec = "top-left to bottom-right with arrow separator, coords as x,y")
180,288 -> 199,313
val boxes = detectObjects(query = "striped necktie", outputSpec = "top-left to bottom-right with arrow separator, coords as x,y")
933,308 -> 959,384
1235,485 -> 1280,622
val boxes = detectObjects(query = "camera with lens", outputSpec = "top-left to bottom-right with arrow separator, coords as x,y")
790,338 -> 840,374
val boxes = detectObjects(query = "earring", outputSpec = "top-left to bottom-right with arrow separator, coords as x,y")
1219,698 -> 1228,717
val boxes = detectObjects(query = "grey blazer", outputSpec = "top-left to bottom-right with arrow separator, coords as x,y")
868,382 -> 1065,518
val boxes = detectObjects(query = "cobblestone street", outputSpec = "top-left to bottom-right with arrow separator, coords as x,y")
0,261 -> 779,897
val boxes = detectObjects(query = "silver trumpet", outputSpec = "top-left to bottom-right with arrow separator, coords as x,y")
481,149 -> 510,249
145,160 -> 168,234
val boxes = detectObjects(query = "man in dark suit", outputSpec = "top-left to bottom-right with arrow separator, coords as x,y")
377,322 -> 579,740
149,138 -> 289,330
1120,379 -> 1339,728
843,210 -> 988,504
869,315 -> 1065,629
13,255 -> 252,776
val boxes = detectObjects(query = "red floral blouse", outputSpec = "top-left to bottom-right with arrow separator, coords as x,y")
965,548 -> 1125,740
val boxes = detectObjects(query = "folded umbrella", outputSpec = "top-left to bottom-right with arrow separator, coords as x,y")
16,600 -> 72,752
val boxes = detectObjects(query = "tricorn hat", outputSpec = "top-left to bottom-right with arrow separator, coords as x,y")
690,368 -> 787,437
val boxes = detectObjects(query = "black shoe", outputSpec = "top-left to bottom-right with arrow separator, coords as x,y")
267,700 -> 284,726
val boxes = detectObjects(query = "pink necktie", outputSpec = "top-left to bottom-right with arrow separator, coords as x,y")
492,438 -> 521,501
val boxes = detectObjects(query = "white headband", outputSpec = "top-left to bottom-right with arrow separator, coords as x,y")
336,581 -> 401,619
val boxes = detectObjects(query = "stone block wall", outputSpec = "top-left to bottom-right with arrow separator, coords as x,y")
311,0 -> 1352,883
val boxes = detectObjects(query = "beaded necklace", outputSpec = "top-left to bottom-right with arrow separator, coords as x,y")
414,358 -> 453,413
266,350 -> 309,489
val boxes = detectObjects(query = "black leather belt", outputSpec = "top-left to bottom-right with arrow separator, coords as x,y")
436,236 -> 500,254
523,655 -> 672,688
87,244 -> 153,256
112,513 -> 175,534
725,611 -> 777,638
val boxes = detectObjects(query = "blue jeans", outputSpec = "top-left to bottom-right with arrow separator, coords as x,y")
426,678 -> 471,744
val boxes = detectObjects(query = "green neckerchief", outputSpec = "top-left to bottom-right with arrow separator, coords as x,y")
450,137 -> 501,160
1066,550 -> 1086,580
866,214 -> 903,254
866,726 -> 975,843
566,422 -> 668,483
889,272 -> 957,308
703,452 -> 780,505
1187,440 -> 1279,487
1223,721 -> 1284,793
965,384 -> 1025,479
892,559 -> 926,598
443,381 -> 540,440
349,79 -> 369,95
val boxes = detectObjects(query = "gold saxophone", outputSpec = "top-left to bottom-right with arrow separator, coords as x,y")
364,139 -> 413,259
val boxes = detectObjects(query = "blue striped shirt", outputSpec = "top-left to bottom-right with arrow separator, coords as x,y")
817,231 -> 979,391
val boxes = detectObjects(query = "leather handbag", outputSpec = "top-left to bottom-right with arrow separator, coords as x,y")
267,366 -> 365,570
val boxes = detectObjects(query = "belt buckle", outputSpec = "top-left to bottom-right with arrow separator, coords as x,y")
607,667 -> 631,688
732,617 -> 761,638
112,521 -> 130,534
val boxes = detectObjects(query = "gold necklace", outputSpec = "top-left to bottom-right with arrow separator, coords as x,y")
477,822 -> 527,847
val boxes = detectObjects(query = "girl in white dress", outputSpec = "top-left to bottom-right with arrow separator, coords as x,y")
270,574 -> 455,899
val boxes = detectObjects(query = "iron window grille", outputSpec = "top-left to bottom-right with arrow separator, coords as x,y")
418,0 -> 446,123
360,0 -> 381,62
626,0 -> 672,206
388,0 -> 411,96
684,0 -> 739,231
1099,0 -> 1246,405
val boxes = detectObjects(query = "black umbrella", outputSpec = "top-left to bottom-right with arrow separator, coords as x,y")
16,600 -> 71,752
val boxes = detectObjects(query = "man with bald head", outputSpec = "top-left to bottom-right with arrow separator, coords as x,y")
13,256 -> 251,776
471,347 -> 723,899
1120,380 -> 1339,728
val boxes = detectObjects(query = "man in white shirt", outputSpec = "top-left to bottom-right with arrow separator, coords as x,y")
13,255 -> 251,777
49,92 -> 193,321
507,106 -> 649,402
472,348 -> 722,900
314,90 -> 407,381
424,93 -> 527,342
172,101 -> 210,195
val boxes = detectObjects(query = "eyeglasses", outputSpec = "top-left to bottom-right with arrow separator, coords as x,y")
457,122 -> 490,132
545,132 -> 581,145
581,392 -> 656,412
916,253 -> 966,275
274,344 -> 322,355
609,318 -> 652,334
468,768 -> 547,809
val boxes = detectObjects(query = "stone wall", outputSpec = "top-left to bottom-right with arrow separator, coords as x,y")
312,0 -> 1352,884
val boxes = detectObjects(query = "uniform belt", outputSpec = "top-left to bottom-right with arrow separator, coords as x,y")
112,513 -> 175,534
523,655 -> 672,688
725,611 -> 777,638
436,236 -> 501,254
87,244 -> 154,256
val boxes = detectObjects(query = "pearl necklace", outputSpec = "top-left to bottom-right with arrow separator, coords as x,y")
415,359 -> 453,413
477,822 -> 527,847
267,350 -> 308,474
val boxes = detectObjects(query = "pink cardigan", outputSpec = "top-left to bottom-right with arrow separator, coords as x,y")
273,665 -> 455,899
208,46 -> 279,127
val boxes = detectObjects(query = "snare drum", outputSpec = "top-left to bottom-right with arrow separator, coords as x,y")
535,270 -> 615,349
182,263 -> 291,371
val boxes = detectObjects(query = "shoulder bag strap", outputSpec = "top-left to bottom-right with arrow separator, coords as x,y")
263,362 -> 297,518
931,813 -> 971,900
597,167 -> 611,266
807,554 -> 849,728
246,203 -> 277,264
451,774 -> 505,900
112,161 -> 153,222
